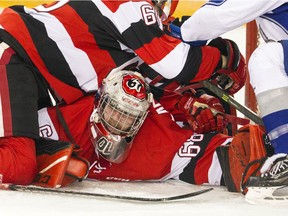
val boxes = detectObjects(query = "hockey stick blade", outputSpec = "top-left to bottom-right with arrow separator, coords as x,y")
201,80 -> 264,125
1,184 -> 213,202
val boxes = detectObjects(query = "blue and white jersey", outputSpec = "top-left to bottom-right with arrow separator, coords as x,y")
181,0 -> 288,42
259,3 -> 288,42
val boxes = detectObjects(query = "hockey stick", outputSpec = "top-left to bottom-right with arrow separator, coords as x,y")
0,183 -> 213,202
201,80 -> 264,125
176,80 -> 264,125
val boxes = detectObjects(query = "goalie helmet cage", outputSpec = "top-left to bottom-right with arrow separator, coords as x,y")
245,20 -> 259,113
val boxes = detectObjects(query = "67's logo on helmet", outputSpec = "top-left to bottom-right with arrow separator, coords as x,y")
122,74 -> 147,101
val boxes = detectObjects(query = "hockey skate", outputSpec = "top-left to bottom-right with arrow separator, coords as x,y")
245,154 -> 288,203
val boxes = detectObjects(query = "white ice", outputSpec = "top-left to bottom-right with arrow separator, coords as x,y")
1,179 -> 287,216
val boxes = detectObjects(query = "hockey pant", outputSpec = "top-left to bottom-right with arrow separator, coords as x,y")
0,137 -> 37,185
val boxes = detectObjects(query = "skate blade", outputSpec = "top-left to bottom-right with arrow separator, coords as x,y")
245,186 -> 288,204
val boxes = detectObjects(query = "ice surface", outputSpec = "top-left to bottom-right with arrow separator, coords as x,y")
1,179 -> 287,216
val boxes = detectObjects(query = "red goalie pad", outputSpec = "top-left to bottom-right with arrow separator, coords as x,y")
33,139 -> 89,188
61,155 -> 90,187
216,124 -> 268,192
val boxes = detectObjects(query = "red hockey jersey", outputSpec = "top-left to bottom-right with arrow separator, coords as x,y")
0,0 -> 220,104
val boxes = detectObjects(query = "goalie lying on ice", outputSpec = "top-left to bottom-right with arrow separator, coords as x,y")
34,70 -> 283,196
0,0 -> 246,186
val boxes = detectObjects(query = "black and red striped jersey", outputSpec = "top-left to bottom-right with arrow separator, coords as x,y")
0,0 -> 221,104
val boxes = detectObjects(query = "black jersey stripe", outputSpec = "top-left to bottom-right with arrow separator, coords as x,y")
174,46 -> 202,84
122,21 -> 164,50
6,54 -> 39,138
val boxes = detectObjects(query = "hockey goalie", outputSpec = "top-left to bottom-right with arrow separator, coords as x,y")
0,0 -> 286,203
33,70 -> 281,203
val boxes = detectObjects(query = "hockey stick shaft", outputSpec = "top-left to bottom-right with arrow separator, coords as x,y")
0,183 -> 213,202
201,80 -> 264,125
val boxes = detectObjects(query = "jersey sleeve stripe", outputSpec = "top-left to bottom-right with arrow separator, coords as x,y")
122,21 -> 164,50
147,42 -> 188,79
68,1 -> 126,81
99,0 -> 146,34
0,51 -> 13,137
38,108 -> 59,140
46,5 -> 100,92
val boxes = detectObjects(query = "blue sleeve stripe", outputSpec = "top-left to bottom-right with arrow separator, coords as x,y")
203,0 -> 227,7
262,109 -> 288,132
280,40 -> 288,76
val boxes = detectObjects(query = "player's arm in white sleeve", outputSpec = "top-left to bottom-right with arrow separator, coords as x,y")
181,0 -> 288,41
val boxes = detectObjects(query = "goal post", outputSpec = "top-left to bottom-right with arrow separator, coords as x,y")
245,20 -> 259,113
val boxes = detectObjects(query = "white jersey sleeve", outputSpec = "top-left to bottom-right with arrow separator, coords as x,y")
181,0 -> 288,41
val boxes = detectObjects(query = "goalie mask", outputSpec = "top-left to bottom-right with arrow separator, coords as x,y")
152,0 -> 179,21
90,70 -> 153,163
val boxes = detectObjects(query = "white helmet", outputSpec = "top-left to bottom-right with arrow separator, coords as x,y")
90,70 -> 153,163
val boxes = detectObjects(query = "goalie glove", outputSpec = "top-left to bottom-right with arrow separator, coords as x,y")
208,37 -> 247,94
176,90 -> 227,133
169,16 -> 207,46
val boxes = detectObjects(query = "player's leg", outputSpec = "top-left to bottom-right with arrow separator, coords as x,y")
249,42 -> 288,154
0,137 -> 37,185
0,42 -> 39,184
247,42 -> 288,188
